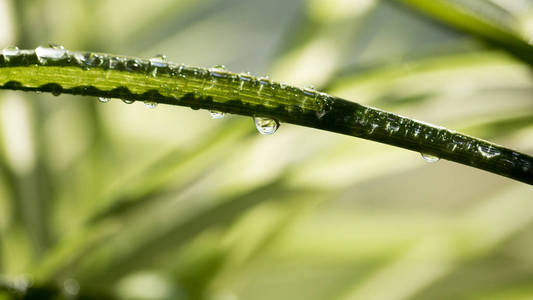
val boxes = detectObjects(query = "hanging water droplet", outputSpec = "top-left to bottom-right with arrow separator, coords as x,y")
35,44 -> 67,63
2,46 -> 20,61
122,99 -> 134,104
144,101 -> 157,109
421,153 -> 440,163
254,117 -> 279,135
98,97 -> 110,103
209,111 -> 225,119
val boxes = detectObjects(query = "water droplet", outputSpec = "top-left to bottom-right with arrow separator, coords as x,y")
149,54 -> 168,67
412,126 -> 421,137
368,123 -> 379,134
209,111 -> 225,119
144,101 -> 157,109
149,55 -> 168,76
2,46 -> 19,61
74,52 -> 103,69
212,64 -> 226,70
257,77 -> 271,95
98,97 -> 110,103
73,52 -> 86,65
254,117 -> 279,135
122,99 -> 134,104
107,56 -> 121,69
386,118 -> 400,134
239,73 -> 253,81
421,153 -> 440,163
35,45 -> 67,63
477,144 -> 500,158
125,59 -> 144,72
303,87 -> 317,96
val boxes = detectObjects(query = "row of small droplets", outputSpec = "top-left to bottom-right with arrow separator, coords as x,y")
2,46 -> 531,170
350,106 -> 532,171
2,45 -> 335,135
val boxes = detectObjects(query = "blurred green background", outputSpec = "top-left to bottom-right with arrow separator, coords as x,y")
1,0 -> 533,299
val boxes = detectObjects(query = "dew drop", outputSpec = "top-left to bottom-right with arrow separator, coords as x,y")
35,44 -> 67,63
477,144 -> 500,158
2,46 -> 19,61
144,101 -> 157,109
254,117 -> 279,135
122,99 -> 134,104
386,119 -> 400,134
74,52 -> 103,69
238,72 -> 253,92
149,54 -> 168,67
149,54 -> 168,77
421,153 -> 440,163
73,52 -> 86,65
106,56 -> 121,69
257,77 -> 271,95
212,64 -> 226,70
86,53 -> 104,67
209,111 -> 225,119
98,97 -> 110,103
125,59 -> 143,72
368,123 -> 379,134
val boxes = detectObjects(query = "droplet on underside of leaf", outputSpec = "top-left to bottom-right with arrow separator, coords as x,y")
209,111 -> 225,119
98,97 -> 110,103
421,153 -> 439,163
254,116 -> 279,135
144,101 -> 157,109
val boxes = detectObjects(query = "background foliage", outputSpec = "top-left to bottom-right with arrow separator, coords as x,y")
1,0 -> 533,299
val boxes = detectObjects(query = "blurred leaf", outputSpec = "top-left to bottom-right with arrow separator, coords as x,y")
397,0 -> 533,66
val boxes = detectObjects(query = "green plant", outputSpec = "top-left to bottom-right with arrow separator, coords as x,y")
1,47 -> 531,184
1,1 -> 533,300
